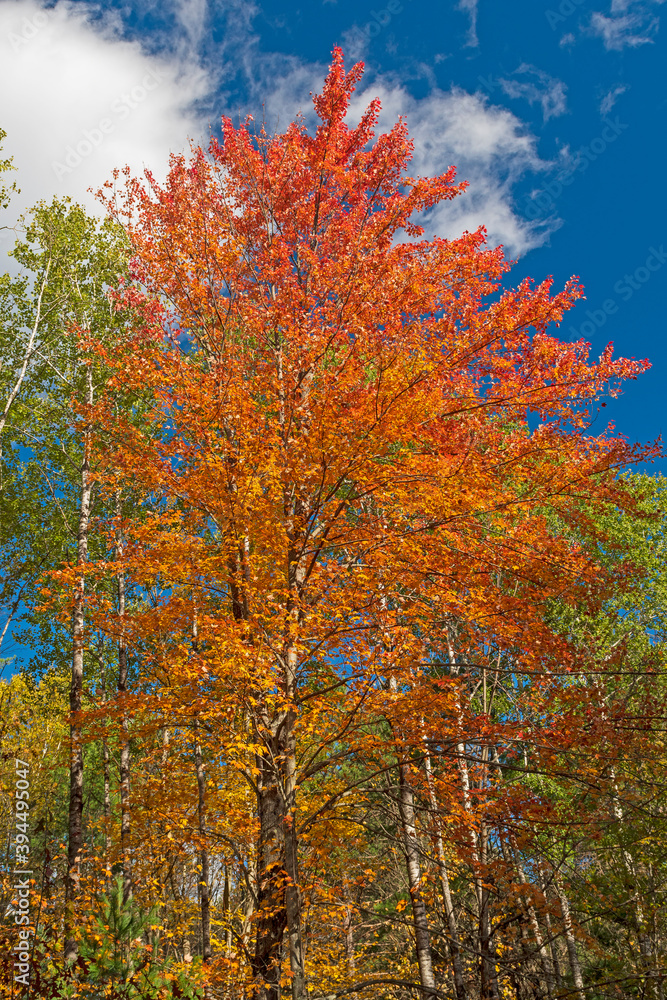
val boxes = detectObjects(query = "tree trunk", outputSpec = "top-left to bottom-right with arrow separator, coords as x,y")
537,865 -> 563,988
447,635 -> 499,1000
194,721 -> 212,966
609,770 -> 658,994
0,262 -> 50,443
506,835 -> 553,999
116,495 -> 132,908
64,365 -> 93,964
253,737 -> 288,1000
252,351 -> 309,999
242,855 -> 257,961
283,672 -> 307,1000
456,741 -> 499,999
553,869 -> 585,1000
385,673 -> 438,999
253,705 -> 305,1000
479,819 -> 499,1000
397,757 -> 438,1000
342,881 -> 355,979
223,864 -> 233,959
229,522 -> 292,998
100,674 -> 111,859
423,735 -> 467,1000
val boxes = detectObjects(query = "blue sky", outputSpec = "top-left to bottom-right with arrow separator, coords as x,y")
0,0 -> 665,461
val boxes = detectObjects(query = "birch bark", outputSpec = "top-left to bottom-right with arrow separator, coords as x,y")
423,733 -> 467,1000
397,757 -> 438,1000
552,869 -> 585,1000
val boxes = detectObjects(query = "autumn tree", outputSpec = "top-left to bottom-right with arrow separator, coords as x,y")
59,47 -> 658,1000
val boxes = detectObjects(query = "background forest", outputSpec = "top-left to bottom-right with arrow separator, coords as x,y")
1,51 -> 666,1000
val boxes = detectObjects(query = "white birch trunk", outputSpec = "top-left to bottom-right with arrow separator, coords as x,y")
553,869 -> 585,1000
423,732 -> 467,1000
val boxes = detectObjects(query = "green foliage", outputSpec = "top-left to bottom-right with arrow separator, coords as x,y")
79,877 -> 160,990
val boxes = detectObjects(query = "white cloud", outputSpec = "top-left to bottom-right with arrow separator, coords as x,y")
0,0 -> 210,238
610,0 -> 665,10
590,0 -> 665,49
457,0 -> 479,47
170,0 -> 209,57
600,83 -> 628,114
346,84 -> 554,257
243,51 -> 328,133
0,4 -> 557,262
591,10 -> 654,47
340,24 -> 367,62
499,64 -> 568,123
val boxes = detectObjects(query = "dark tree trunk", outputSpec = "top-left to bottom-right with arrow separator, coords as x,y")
100,674 -> 111,859
116,498 -> 132,908
64,366 -> 93,964
252,704 -> 305,999
194,724 -> 212,967
253,738 -> 288,1000
478,820 -> 500,1000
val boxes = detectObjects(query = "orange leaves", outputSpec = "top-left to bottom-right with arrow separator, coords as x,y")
65,49 -> 663,992
87,179 -> 644,685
